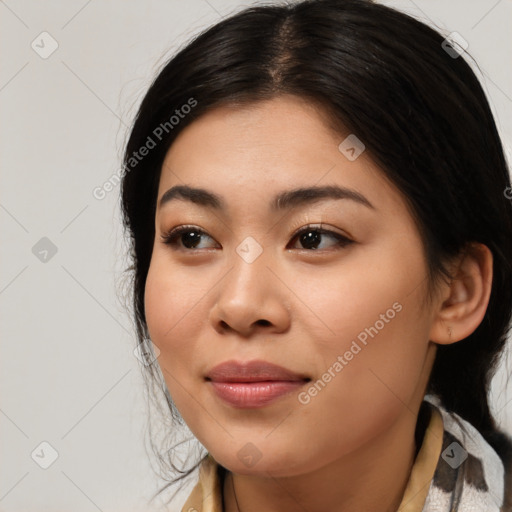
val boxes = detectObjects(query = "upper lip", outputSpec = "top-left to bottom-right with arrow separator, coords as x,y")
206,359 -> 310,383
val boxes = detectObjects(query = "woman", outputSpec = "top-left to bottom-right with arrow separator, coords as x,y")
120,0 -> 512,510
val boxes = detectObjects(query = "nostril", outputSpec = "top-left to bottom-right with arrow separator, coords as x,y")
256,319 -> 271,326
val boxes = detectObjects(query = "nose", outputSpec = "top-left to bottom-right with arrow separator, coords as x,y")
209,244 -> 291,338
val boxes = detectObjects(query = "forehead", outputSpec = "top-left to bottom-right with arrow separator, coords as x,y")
157,95 -> 406,219
161,95 -> 342,175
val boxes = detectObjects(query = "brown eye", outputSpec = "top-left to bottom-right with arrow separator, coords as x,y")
160,225 -> 219,250
160,224 -> 353,252
288,225 -> 353,250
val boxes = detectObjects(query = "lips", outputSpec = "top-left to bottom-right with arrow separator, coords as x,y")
205,359 -> 310,408
206,359 -> 309,383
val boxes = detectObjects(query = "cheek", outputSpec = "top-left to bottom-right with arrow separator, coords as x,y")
291,237 -> 428,354
278,292 -> 431,475
288,247 -> 431,428
303,296 -> 430,413
144,259 -> 216,434
144,250 -> 212,337
144,257 -> 209,378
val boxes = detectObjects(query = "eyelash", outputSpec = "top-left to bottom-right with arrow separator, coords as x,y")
159,223 -> 354,252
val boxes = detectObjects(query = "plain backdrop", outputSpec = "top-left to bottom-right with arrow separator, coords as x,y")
1,0 -> 511,510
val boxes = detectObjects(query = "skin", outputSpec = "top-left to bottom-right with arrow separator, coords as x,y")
144,94 -> 493,512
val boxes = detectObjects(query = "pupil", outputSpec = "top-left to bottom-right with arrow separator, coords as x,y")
301,230 -> 320,249
183,231 -> 201,248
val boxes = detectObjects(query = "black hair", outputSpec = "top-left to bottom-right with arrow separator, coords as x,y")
119,0 -> 512,502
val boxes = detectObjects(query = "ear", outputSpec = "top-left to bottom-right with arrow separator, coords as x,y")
429,242 -> 493,345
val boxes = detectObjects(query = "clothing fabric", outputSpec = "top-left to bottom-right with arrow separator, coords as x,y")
180,395 -> 508,511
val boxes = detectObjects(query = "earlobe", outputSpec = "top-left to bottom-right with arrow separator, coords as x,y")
429,243 -> 493,345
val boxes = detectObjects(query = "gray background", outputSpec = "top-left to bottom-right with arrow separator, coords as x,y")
1,0 -> 511,510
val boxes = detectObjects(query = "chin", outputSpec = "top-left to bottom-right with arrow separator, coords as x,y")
210,444 -> 309,477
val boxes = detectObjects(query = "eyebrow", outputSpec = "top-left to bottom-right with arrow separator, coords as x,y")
158,184 -> 375,212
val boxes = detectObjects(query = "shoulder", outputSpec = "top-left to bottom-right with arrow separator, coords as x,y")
423,395 -> 509,511
485,428 -> 512,511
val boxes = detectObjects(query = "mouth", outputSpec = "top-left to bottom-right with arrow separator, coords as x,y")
205,359 -> 311,408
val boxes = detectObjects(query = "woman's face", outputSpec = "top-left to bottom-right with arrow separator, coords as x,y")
144,95 -> 439,476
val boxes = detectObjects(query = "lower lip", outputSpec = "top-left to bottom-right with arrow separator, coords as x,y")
209,380 -> 307,408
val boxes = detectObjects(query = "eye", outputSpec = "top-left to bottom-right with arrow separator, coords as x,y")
288,224 -> 353,251
160,225 -> 219,250
160,223 -> 353,252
